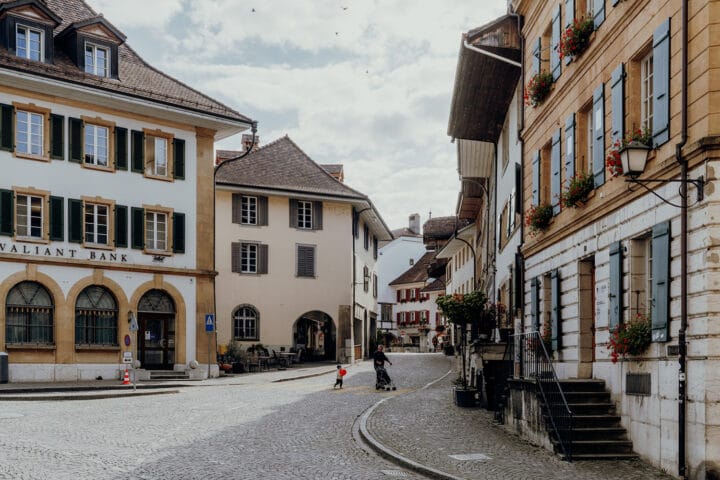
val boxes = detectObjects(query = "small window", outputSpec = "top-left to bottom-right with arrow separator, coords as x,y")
84,202 -> 109,246
297,200 -> 313,229
297,244 -> 316,277
363,265 -> 369,292
16,110 -> 44,157
145,211 -> 167,252
640,52 -> 654,133
85,43 -> 109,77
145,135 -> 168,177
241,243 -> 258,273
84,124 -> 109,167
16,193 -> 44,240
241,196 -> 257,225
233,306 -> 258,340
16,25 -> 43,61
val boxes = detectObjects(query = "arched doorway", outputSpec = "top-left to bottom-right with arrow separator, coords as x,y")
293,311 -> 336,361
137,289 -> 176,370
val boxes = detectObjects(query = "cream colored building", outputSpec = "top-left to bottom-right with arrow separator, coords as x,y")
215,136 -> 391,362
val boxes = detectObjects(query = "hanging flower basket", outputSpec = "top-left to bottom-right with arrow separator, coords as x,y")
608,312 -> 652,363
524,71 -> 554,107
558,18 -> 595,60
524,203 -> 553,236
606,128 -> 653,178
560,171 -> 594,208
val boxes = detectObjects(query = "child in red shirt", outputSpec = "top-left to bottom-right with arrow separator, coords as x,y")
333,364 -> 347,389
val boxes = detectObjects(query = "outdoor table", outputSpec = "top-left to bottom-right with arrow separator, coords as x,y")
278,352 -> 295,367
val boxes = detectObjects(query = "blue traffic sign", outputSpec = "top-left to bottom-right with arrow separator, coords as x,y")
205,314 -> 215,333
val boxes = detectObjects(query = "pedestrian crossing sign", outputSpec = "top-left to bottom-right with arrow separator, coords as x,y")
205,314 -> 215,333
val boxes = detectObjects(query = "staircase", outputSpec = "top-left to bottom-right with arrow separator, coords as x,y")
547,379 -> 637,461
148,370 -> 190,381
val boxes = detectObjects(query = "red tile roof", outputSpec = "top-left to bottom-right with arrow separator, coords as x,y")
389,252 -> 436,286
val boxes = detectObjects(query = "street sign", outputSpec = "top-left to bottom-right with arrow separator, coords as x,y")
129,314 -> 139,332
124,334 -> 131,347
122,352 -> 133,364
205,314 -> 215,333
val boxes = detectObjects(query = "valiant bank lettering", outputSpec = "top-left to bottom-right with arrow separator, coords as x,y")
0,242 -> 128,263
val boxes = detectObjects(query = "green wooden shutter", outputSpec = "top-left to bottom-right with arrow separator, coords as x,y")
531,277 -> 540,332
50,114 -> 64,160
173,138 -> 185,180
0,189 -> 14,236
115,127 -> 128,170
68,198 -> 83,243
131,207 -> 145,249
131,130 -> 144,173
609,241 -> 623,329
49,196 -> 64,241
551,128 -> 562,215
172,212 -> 185,253
289,199 -> 299,228
652,19 -> 671,146
593,0 -> 605,27
312,201 -> 323,230
231,242 -> 241,273
551,4 -> 561,80
258,244 -> 269,274
0,104 -> 13,151
532,150 -> 540,205
592,84 -> 605,187
231,194 -> 241,224
69,118 -> 83,163
551,269 -> 561,351
651,221 -> 671,342
564,114 -> 575,186
610,63 -> 625,144
258,196 -> 268,226
115,205 -> 128,248
532,37 -> 541,75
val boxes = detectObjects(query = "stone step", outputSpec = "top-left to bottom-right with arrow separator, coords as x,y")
556,379 -> 607,392
552,427 -> 628,442
559,452 -> 640,461
566,402 -> 616,415
553,439 -> 634,455
148,371 -> 190,380
570,414 -> 622,428
562,391 -> 612,403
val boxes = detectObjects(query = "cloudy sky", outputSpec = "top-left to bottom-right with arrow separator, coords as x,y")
87,0 -> 507,231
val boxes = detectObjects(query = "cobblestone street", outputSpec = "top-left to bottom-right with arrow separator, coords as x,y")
0,354 -> 670,479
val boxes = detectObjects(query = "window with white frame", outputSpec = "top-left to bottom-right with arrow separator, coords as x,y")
241,196 -> 257,225
233,306 -> 258,340
16,194 -> 43,239
630,235 -> 653,314
84,203 -> 109,246
297,200 -> 312,229
145,211 -> 167,251
84,43 -> 109,77
145,135 -> 168,177
16,25 -> 43,61
84,124 -> 109,167
16,110 -> 44,156
641,52 -> 654,134
241,243 -> 258,273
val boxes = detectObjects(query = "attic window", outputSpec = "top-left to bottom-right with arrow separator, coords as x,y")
16,25 -> 43,61
85,43 -> 109,77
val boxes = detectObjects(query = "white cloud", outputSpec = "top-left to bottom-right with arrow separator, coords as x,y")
88,0 -> 184,28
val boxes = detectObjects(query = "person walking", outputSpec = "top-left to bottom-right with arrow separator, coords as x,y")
333,364 -> 347,389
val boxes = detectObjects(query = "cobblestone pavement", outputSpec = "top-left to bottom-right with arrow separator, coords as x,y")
0,354 -> 671,479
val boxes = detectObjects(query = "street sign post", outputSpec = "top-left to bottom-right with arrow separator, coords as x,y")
122,352 -> 133,364
205,314 -> 215,378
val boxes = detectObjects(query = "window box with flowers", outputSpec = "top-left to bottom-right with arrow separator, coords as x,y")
558,18 -> 595,61
560,171 -> 594,208
525,71 -> 554,108
525,203 -> 553,235
606,128 -> 653,178
608,312 -> 652,363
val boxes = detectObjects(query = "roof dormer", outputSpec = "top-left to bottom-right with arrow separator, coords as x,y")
0,0 -> 62,64
57,16 -> 126,79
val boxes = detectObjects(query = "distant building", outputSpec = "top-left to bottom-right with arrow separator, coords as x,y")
320,164 -> 344,183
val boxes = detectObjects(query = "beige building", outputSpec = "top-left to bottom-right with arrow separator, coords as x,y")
215,136 -> 391,363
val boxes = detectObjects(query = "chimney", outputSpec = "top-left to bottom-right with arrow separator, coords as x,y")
242,134 -> 260,153
409,213 -> 421,234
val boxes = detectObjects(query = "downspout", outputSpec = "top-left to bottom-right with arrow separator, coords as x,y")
676,1 -> 689,477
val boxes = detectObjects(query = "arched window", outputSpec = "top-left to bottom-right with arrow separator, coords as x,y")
5,281 -> 54,344
75,286 -> 118,346
233,306 -> 258,340
138,289 -> 175,314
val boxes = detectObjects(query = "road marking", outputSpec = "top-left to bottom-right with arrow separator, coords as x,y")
449,453 -> 491,461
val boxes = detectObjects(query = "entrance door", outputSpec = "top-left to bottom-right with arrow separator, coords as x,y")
577,258 -> 596,378
139,313 -> 175,369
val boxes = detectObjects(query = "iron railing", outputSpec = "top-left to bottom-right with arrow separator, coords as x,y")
513,331 -> 573,461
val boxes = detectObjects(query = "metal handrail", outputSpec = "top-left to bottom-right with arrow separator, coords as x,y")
513,331 -> 573,461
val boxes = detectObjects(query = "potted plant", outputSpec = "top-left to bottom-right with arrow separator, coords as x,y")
525,203 -> 553,235
608,312 -> 652,363
524,71 -> 554,107
558,17 -> 595,60
560,171 -> 594,208
607,128 -> 653,178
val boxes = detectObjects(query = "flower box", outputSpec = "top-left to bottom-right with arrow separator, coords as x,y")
560,171 -> 594,208
559,18 -> 594,60
525,71 -> 554,108
524,203 -> 553,235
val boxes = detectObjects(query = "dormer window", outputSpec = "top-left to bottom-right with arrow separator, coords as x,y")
16,24 -> 43,61
85,43 -> 109,77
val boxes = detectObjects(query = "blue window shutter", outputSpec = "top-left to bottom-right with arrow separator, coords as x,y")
531,277 -> 540,332
551,269 -> 561,351
653,18 -> 671,146
551,5 -> 562,80
564,113 -> 576,186
565,0 -> 575,26
651,221 -> 671,342
551,129 -> 562,215
592,84 -> 605,187
533,38 -> 541,75
609,241 -> 623,329
593,0 -> 605,27
610,63 -> 625,144
532,150 -> 541,206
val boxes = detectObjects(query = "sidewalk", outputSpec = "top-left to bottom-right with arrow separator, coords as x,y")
0,364 -> 337,401
363,371 -> 672,480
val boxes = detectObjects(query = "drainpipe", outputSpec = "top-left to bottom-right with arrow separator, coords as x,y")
676,1 -> 689,477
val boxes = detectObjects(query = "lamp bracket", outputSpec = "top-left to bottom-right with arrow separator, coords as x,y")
626,175 -> 704,207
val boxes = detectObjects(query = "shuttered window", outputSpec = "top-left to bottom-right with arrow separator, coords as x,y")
551,269 -> 561,351
69,117 -> 83,163
115,127 -> 128,170
172,212 -> 185,254
532,150 -> 541,205
131,130 -> 144,172
297,200 -> 312,229
297,245 -> 316,277
68,198 -> 83,243
551,129 -> 562,215
610,63 -> 625,144
290,199 -> 322,230
515,163 -> 522,215
373,273 -> 378,298
609,241 -> 623,329
652,19 -> 670,146
0,104 -> 14,151
16,110 -> 44,157
364,224 -> 369,250
115,205 -> 128,248
84,202 -> 109,246
130,207 -> 144,249
651,221 -> 670,342
373,236 -> 378,260
593,0 -> 605,28
16,193 -> 44,239
173,138 -> 185,180
551,4 -> 561,81
230,242 -> 267,274
592,84 -> 605,187
50,114 -> 64,160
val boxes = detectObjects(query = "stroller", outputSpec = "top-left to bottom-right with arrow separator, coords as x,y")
375,365 -> 396,391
